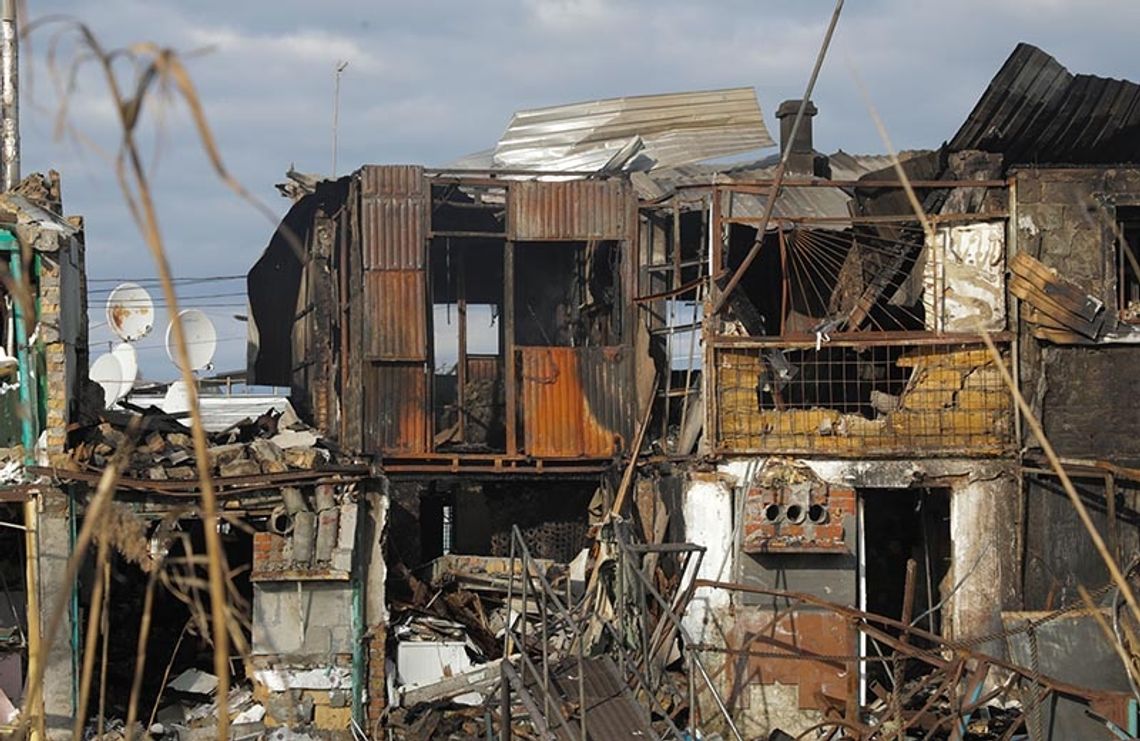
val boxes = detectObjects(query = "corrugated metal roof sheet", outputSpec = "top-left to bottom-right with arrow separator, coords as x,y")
950,43 -> 1140,164
490,87 -> 775,172
640,150 -> 931,226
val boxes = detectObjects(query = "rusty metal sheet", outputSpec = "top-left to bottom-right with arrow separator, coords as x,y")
508,179 -> 632,241
578,346 -> 635,445
364,362 -> 429,454
361,196 -> 426,270
364,270 -> 427,360
519,346 -> 627,458
359,164 -> 423,198
465,354 -> 499,384
360,165 -> 426,270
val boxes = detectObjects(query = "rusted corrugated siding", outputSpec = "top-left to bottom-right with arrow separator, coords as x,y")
520,347 -> 623,458
360,165 -> 425,269
508,179 -> 632,241
358,165 -> 431,453
364,362 -> 430,454
360,164 -> 423,198
465,355 -> 499,384
578,346 -> 635,447
365,270 -> 427,360
361,196 -> 426,270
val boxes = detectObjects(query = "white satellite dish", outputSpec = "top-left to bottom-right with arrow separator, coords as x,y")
163,379 -> 191,416
90,352 -> 130,408
166,309 -> 217,372
111,342 -> 138,392
106,282 -> 155,342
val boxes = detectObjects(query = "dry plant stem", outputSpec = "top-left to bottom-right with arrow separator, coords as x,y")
126,151 -> 231,738
855,79 -> 1140,627
853,74 -> 934,246
147,619 -> 191,733
978,330 -> 1140,625
72,520 -> 111,740
19,457 -> 123,735
124,562 -> 163,741
99,50 -> 233,737
1077,585 -> 1140,695
97,557 -> 111,738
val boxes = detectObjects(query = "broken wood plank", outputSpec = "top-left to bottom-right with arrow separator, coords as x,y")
1009,252 -> 1104,321
1010,273 -> 1104,338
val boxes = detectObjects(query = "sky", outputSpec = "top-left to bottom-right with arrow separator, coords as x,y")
16,0 -> 1140,382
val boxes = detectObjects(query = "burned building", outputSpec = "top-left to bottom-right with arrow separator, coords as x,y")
0,173 -> 89,737
233,50 -> 1140,740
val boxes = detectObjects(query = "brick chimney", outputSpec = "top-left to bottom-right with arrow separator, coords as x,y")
775,99 -> 818,175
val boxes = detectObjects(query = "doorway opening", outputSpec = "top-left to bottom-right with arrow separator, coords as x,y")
859,487 -> 951,694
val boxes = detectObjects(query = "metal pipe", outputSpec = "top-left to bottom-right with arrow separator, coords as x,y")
11,245 -> 44,739
0,0 -> 18,191
711,0 -> 844,316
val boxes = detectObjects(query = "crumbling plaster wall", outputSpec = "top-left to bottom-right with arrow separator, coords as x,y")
677,458 -> 1018,738
248,484 -> 388,735
1014,166 -> 1140,609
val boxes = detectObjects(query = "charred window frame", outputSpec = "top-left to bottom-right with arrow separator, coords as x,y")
1115,205 -> 1140,323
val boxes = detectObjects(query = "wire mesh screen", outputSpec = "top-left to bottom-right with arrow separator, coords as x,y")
714,341 -> 1013,456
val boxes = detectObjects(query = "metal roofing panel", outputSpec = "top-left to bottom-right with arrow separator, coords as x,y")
640,151 -> 930,228
949,43 -> 1140,164
492,87 -> 775,172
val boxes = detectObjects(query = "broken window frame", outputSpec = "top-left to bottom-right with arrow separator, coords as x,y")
1113,204 -> 1140,325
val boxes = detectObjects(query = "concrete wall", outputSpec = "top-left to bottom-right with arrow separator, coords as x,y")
678,458 -> 1019,738
252,581 -> 355,657
249,485 -> 388,735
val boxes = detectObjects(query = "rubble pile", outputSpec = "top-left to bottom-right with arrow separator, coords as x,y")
386,553 -> 577,735
63,404 -> 335,484
83,668 -> 267,741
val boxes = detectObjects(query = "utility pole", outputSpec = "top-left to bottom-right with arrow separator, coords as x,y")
1,0 -> 19,191
332,60 -> 348,177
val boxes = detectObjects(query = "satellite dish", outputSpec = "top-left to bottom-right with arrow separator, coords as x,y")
163,379 -> 191,416
111,342 -> 138,393
106,282 -> 155,342
90,353 -> 129,408
166,309 -> 217,372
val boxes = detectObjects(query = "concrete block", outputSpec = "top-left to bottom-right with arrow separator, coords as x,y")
292,512 -> 316,566
206,443 -> 246,469
336,503 -> 358,552
314,508 -> 339,564
313,704 -> 352,730
220,458 -> 263,478
331,547 -> 353,573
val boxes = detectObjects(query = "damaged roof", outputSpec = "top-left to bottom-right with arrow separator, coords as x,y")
950,42 -> 1140,165
637,150 -> 932,226
477,87 -> 775,173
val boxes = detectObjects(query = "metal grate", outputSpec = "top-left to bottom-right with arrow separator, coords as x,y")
713,340 -> 1013,456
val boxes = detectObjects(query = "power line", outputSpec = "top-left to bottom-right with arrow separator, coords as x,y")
86,274 -> 246,284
